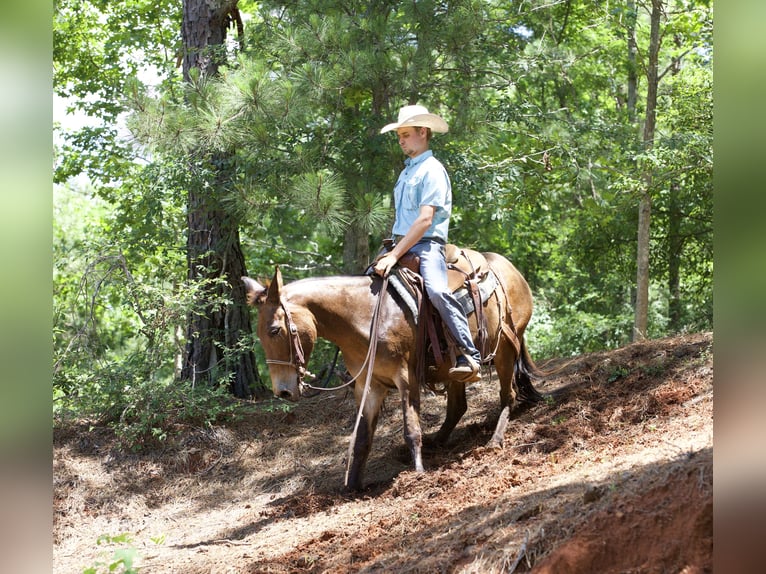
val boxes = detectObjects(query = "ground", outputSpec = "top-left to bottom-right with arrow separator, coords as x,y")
54,332 -> 713,573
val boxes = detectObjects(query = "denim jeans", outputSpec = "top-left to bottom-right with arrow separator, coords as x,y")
408,239 -> 481,362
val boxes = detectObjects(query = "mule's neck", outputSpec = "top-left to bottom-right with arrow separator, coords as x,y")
285,275 -> 377,347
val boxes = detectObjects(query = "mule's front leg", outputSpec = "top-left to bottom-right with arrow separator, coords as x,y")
400,376 -> 424,473
345,382 -> 387,491
346,413 -> 374,492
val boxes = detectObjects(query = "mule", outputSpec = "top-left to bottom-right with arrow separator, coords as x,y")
242,250 -> 544,491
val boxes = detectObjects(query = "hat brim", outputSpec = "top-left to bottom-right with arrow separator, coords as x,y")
380,113 -> 449,134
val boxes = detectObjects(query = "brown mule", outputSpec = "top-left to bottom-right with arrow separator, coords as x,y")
242,251 -> 544,491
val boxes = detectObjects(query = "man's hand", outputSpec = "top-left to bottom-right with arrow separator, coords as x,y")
374,253 -> 398,277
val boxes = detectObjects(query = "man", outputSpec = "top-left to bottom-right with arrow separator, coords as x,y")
374,104 -> 481,383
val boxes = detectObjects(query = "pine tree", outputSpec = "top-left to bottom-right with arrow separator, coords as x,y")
178,0 -> 260,397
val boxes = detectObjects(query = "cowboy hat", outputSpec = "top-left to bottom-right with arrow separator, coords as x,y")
379,104 -> 449,134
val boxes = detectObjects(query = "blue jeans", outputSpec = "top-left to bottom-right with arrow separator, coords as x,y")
408,239 -> 481,362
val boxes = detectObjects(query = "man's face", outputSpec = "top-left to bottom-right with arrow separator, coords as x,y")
396,127 -> 428,158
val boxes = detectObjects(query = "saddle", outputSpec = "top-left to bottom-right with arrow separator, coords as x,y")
370,242 -> 495,385
373,238 -> 488,291
397,243 -> 487,291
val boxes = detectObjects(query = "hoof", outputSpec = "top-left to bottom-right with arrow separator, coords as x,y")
486,437 -> 504,450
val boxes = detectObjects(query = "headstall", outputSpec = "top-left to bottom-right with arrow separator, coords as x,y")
264,299 -> 307,382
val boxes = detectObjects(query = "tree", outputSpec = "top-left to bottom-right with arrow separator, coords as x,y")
652,59 -> 713,333
244,0 -> 532,272
54,0 -> 714,423
633,0 -> 712,340
177,0 -> 261,397
53,0 -> 181,186
633,0 -> 662,341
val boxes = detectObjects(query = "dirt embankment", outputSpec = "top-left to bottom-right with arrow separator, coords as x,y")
54,332 -> 713,573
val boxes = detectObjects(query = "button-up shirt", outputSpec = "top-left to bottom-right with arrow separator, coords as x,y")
391,150 -> 452,242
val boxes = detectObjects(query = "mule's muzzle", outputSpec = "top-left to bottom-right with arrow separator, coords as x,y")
272,380 -> 300,401
277,388 -> 298,401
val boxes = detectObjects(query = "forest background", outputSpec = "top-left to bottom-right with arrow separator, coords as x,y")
52,0 -> 713,448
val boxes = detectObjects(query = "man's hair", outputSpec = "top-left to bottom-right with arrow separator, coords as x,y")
399,126 -> 433,141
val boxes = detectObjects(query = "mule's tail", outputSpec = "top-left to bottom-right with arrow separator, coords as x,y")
514,337 -> 546,404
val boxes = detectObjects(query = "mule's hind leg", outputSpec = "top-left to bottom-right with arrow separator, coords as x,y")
487,339 -> 518,449
426,380 -> 467,445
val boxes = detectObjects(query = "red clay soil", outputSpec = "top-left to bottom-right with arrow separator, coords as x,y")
54,332 -> 713,573
532,450 -> 713,574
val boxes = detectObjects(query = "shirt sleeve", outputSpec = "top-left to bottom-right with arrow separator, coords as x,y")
418,158 -> 450,209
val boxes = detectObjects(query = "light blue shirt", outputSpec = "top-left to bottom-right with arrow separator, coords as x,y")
391,150 -> 452,242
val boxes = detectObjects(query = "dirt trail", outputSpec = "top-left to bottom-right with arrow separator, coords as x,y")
54,332 -> 713,573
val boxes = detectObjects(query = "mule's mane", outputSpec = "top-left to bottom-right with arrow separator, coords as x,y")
277,274 -> 392,360
282,274 -> 375,301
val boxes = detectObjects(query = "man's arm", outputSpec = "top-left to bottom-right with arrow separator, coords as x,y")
374,205 -> 435,277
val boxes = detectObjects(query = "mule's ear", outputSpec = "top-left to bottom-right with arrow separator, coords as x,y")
242,276 -> 268,306
266,266 -> 283,304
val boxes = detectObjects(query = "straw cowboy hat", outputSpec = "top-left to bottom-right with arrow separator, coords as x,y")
380,104 -> 449,134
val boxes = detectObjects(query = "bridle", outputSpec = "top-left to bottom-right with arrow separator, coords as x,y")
264,300 -> 308,382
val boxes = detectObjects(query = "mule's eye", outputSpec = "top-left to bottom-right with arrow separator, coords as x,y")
269,325 -> 281,337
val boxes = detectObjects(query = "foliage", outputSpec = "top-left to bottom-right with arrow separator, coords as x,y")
53,0 -> 714,431
53,0 -> 182,184
81,533 -> 139,573
53,181 -> 245,446
81,531 -> 166,573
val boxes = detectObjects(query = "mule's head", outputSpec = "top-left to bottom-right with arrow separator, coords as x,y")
242,267 -> 315,401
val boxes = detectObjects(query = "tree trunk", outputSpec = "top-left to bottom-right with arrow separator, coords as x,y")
634,192 -> 652,340
181,0 -> 236,81
342,220 -> 372,273
179,0 -> 262,397
667,181 -> 682,331
626,0 -> 638,121
633,0 -> 663,341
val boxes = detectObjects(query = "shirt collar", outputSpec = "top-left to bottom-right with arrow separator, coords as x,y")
404,149 -> 433,167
